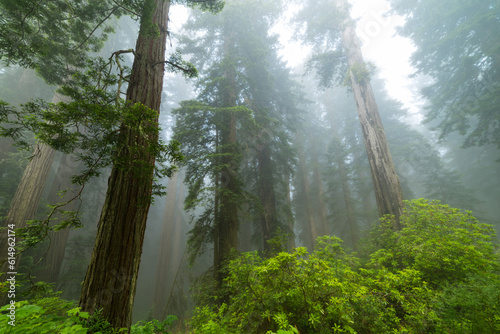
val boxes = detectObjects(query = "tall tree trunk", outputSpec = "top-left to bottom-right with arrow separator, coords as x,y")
215,110 -> 238,298
337,153 -> 359,247
337,0 -> 404,228
152,172 -> 179,320
297,146 -> 317,249
34,154 -> 78,284
0,144 -> 55,305
284,172 -> 296,249
329,114 -> 359,247
79,0 -> 170,329
311,148 -> 329,236
0,91 -> 68,305
257,141 -> 279,253
213,29 -> 240,300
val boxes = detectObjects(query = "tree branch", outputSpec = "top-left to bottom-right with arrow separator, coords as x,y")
73,5 -> 119,51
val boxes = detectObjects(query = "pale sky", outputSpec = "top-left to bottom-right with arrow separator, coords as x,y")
169,0 -> 422,119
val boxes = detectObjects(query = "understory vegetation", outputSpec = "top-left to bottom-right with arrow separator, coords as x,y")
2,199 -> 499,333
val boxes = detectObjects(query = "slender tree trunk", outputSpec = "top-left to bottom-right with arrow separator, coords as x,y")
213,29 -> 240,300
297,147 -> 317,249
162,175 -> 186,318
337,0 -> 404,228
79,0 -> 170,329
284,172 -> 296,249
337,154 -> 359,247
257,141 -> 279,253
216,110 -> 239,296
152,172 -> 179,320
311,149 -> 329,236
329,114 -> 359,246
213,128 -> 220,279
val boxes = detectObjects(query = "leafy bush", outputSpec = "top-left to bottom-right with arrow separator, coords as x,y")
0,295 -> 177,334
368,199 -> 498,287
190,238 -> 439,333
189,199 -> 500,334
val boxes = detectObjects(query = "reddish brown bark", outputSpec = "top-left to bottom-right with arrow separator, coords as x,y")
79,0 -> 171,329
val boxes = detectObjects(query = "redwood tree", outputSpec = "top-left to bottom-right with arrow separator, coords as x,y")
296,0 -> 404,226
78,0 -> 223,329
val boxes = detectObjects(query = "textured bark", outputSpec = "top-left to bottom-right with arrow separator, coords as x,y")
0,143 -> 55,305
337,0 -> 404,227
0,91 -> 68,305
79,0 -> 170,329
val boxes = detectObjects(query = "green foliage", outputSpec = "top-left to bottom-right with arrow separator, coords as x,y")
369,199 -> 498,287
173,100 -> 254,264
0,0 -> 123,85
0,291 -> 178,334
165,49 -> 199,79
189,199 -> 500,333
344,62 -> 377,86
0,298 -> 88,333
306,50 -> 348,88
391,0 -> 500,148
2,56 -> 183,193
0,56 -> 183,253
130,315 -> 178,334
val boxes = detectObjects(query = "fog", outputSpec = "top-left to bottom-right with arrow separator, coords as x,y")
0,0 -> 499,332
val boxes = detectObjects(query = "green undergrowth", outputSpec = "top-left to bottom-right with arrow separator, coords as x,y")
189,199 -> 500,334
0,294 -> 177,334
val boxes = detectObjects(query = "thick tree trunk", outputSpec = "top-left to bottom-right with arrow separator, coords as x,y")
0,143 -> 55,305
0,91 -> 68,305
35,154 -> 78,284
79,0 -> 170,329
337,0 -> 404,227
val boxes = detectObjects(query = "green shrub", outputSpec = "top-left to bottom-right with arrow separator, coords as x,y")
369,199 -> 498,287
189,199 -> 500,334
0,294 -> 177,334
190,238 -> 439,333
